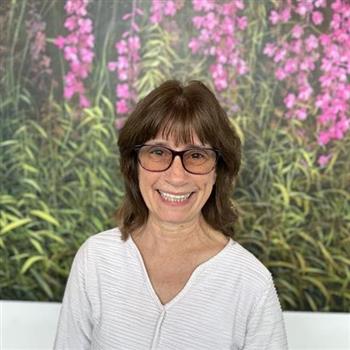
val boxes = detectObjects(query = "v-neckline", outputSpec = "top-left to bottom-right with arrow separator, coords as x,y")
127,235 -> 234,310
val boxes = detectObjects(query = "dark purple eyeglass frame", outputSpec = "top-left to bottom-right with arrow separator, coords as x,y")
133,144 -> 221,175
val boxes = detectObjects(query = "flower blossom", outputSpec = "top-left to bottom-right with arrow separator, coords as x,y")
189,0 -> 248,92
264,0 -> 350,165
108,1 -> 143,127
150,0 -> 183,24
54,0 -> 94,108
26,2 -> 53,91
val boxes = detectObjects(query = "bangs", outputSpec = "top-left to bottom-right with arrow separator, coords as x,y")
147,107 -> 212,147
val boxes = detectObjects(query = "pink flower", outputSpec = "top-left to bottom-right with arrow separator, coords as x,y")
298,85 -> 313,101
210,63 -> 228,91
116,84 -> 130,99
275,67 -> 287,80
273,48 -> 287,63
116,40 -> 128,54
263,43 -> 276,57
237,59 -> 248,75
189,38 -> 201,53
64,46 -> 78,62
54,36 -> 65,49
128,36 -> 140,51
291,24 -> 304,39
79,94 -> 90,108
80,48 -> 94,63
55,0 -> 93,109
150,14 -> 161,24
318,154 -> 331,167
280,8 -> 291,23
237,16 -> 247,30
78,18 -> 93,33
284,93 -> 296,109
319,34 -> 331,46
205,12 -> 218,30
315,0 -> 326,8
295,109 -> 307,120
312,11 -> 324,25
318,131 -> 331,145
80,34 -> 94,48
192,0 -> 215,12
64,16 -> 77,31
164,1 -> 176,16
115,117 -> 127,130
108,62 -> 118,71
64,85 -> 75,100
65,33 -> 79,45
269,10 -> 280,25
296,4 -> 308,17
71,61 -> 89,78
337,117 -> 350,132
305,35 -> 319,52
117,56 -> 129,70
193,16 -> 204,29
290,39 -> 302,54
189,0 -> 248,92
116,99 -> 129,114
284,59 -> 298,74
234,0 -> 244,10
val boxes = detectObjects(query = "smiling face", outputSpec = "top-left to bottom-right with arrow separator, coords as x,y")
138,131 -> 216,227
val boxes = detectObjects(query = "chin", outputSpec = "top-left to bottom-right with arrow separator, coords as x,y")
154,213 -> 197,226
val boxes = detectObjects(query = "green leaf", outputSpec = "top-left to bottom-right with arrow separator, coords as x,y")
0,218 -> 32,235
29,238 -> 44,254
21,256 -> 46,274
30,210 -> 59,227
273,183 -> 290,206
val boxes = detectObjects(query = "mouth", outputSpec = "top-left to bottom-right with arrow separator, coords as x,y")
157,190 -> 193,203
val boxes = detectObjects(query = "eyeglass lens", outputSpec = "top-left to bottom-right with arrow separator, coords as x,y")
138,145 -> 216,174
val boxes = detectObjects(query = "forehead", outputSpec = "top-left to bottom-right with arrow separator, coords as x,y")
149,129 -> 209,147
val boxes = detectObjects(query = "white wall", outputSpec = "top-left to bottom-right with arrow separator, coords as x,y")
1,301 -> 349,350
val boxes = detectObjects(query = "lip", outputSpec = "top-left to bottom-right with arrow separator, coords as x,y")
156,190 -> 194,206
157,190 -> 193,196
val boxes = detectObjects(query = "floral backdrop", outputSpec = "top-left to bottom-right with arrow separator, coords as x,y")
0,0 -> 349,312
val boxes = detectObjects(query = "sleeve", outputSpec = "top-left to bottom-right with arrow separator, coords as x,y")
54,241 -> 93,350
243,279 -> 289,350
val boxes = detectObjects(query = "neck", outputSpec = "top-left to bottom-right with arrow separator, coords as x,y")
132,215 -> 222,256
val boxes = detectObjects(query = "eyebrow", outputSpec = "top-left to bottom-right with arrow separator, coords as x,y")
146,141 -> 209,149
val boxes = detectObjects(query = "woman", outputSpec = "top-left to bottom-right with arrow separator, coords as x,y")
54,80 -> 288,349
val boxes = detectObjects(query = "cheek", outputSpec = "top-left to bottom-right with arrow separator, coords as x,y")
208,171 -> 216,188
138,168 -> 158,199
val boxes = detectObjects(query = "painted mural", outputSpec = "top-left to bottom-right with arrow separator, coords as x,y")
0,0 -> 349,312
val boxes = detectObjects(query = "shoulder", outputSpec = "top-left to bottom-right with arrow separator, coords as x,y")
85,226 -> 124,247
220,240 -> 274,290
76,227 -> 127,262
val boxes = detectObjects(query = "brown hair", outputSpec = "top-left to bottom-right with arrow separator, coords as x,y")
116,80 -> 241,240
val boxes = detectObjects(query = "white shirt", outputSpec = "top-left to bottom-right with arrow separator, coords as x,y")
54,228 -> 288,349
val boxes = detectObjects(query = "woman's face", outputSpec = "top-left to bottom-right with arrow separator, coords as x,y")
138,132 -> 216,227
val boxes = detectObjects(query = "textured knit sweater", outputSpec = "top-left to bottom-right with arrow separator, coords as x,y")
54,228 -> 288,350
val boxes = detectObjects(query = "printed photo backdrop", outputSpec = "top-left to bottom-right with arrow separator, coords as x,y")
0,0 -> 349,312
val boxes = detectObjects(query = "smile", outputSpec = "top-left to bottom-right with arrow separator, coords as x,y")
158,190 -> 192,202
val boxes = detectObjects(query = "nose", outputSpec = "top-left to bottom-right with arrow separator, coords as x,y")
165,155 -> 188,181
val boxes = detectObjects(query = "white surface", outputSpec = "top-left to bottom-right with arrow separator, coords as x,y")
1,301 -> 60,350
283,311 -> 350,350
1,301 -> 349,350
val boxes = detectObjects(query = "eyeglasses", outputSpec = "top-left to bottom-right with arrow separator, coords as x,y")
134,144 -> 219,175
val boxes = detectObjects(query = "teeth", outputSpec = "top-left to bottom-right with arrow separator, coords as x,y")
159,191 -> 192,202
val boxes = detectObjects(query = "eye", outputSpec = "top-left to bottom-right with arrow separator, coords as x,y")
191,152 -> 205,159
186,149 -> 209,161
148,146 -> 167,157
